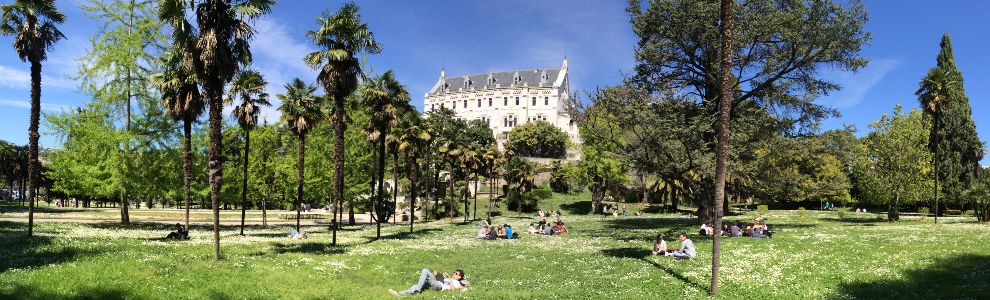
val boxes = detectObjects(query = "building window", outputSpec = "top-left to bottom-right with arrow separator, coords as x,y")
431,104 -> 434,110
478,99 -> 481,107
489,98 -> 492,107
464,100 -> 467,108
504,97 -> 508,106
515,97 -> 519,105
545,97 -> 548,105
532,97 -> 536,106
504,118 -> 508,127
514,117 -> 518,126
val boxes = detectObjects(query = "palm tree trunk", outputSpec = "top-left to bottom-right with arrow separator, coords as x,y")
448,161 -> 455,224
409,154 -> 419,233
332,94 -> 347,244
463,167 -> 469,222
376,136 -> 386,239
423,147 -> 432,222
296,134 -> 306,232
934,115 -> 940,225
26,60 -> 42,237
207,90 -> 224,261
473,173 -> 478,221
240,128 -> 250,235
393,151 -> 399,225
369,146 -> 378,222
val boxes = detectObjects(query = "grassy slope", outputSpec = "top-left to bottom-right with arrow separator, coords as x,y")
1,192 -> 988,299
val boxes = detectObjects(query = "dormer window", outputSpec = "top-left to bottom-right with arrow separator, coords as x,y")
540,69 -> 549,84
463,77 -> 472,89
487,72 -> 496,86
513,71 -> 521,85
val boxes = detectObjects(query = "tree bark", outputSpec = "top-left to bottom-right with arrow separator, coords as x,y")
207,89 -> 224,261
888,191 -> 900,222
448,161 -> 455,223
296,134 -> 305,232
934,115 -> 940,225
27,60 -> 41,237
376,135 -> 387,239
332,92 -> 347,244
409,154 -> 419,233
393,151 -> 399,225
710,0 -> 735,294
240,128 -> 250,235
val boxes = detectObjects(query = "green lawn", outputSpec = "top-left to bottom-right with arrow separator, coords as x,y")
1,192 -> 988,299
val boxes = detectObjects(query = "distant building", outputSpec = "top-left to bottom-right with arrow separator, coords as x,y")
423,58 -> 578,150
982,165 -> 989,170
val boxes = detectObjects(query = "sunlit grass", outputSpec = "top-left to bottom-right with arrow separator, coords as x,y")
1,192 -> 988,299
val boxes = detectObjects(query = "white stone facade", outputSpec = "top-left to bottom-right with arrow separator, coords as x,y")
423,59 -> 578,150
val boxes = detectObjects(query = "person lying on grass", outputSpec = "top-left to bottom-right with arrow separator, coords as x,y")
389,269 -> 469,296
669,233 -> 695,259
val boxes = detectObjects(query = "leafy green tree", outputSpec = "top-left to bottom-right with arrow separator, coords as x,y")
576,120 -> 628,215
361,70 -> 409,238
504,156 -> 535,217
1,0 -> 66,237
395,111 -> 433,232
277,78 -> 322,232
915,68 -> 957,225
465,119 -> 495,149
961,168 -> 990,222
504,121 -> 568,158
923,33 -> 982,214
304,2 -> 381,246
228,69 -> 270,235
159,0 -> 274,261
854,105 -> 933,221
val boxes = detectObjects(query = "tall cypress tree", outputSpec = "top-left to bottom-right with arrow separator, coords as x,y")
931,33 -> 981,210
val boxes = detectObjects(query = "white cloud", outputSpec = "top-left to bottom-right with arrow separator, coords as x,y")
250,18 -> 319,90
0,99 -> 73,112
818,58 -> 901,109
0,65 -> 77,90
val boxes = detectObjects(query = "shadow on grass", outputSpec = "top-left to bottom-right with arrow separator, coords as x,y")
830,254 -> 990,299
0,282 -> 132,300
0,222 -> 102,274
269,241 -> 349,255
560,200 -> 592,215
600,247 -> 705,290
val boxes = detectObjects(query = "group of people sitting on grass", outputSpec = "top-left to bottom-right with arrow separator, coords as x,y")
533,210 -> 561,218
528,218 -> 568,235
698,219 -> 774,238
476,224 -> 518,240
651,233 -> 696,260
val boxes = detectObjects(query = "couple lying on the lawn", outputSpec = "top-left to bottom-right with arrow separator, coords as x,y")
389,268 -> 469,296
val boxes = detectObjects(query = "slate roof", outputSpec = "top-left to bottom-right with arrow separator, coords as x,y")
429,69 -> 563,94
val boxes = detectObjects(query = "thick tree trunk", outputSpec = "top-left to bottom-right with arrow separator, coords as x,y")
409,154 -> 419,233
26,60 -> 41,237
332,93 -> 347,244
296,135 -> 305,232
207,89 -> 224,261
240,129 -> 250,235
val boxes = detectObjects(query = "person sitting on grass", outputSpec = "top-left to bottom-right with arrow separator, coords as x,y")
698,224 -> 710,236
669,233 -> 695,259
389,269 -> 469,296
528,223 -> 539,234
504,225 -> 515,239
497,225 -> 508,239
487,225 -> 498,240
476,226 -> 489,239
651,234 -> 670,256
542,223 -> 555,235
555,222 -> 568,234
742,225 -> 753,237
721,224 -> 731,237
165,223 -> 188,240
634,210 -> 644,216
730,221 -> 741,237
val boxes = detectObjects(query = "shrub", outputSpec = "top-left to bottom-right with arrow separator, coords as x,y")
623,191 -> 639,203
918,207 -> 930,219
757,205 -> 769,216
797,207 -> 807,218
836,210 -> 845,219
530,187 -> 553,201
963,210 -> 975,217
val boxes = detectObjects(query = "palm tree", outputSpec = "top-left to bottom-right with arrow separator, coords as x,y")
481,146 -> 503,218
396,112 -> 432,233
277,78 -> 322,232
361,70 -> 408,239
228,69 -> 270,235
1,0 -> 66,237
457,145 -> 478,222
151,37 -> 203,230
915,68 -> 959,225
159,0 -> 274,261
304,2 -> 381,246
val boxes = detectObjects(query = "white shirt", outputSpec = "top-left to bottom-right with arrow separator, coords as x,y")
441,278 -> 463,291
476,228 -> 487,238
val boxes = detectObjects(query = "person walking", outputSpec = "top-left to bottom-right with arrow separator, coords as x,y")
622,205 -> 627,218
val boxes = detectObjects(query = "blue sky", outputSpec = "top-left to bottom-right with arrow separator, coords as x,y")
0,0 -> 986,164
